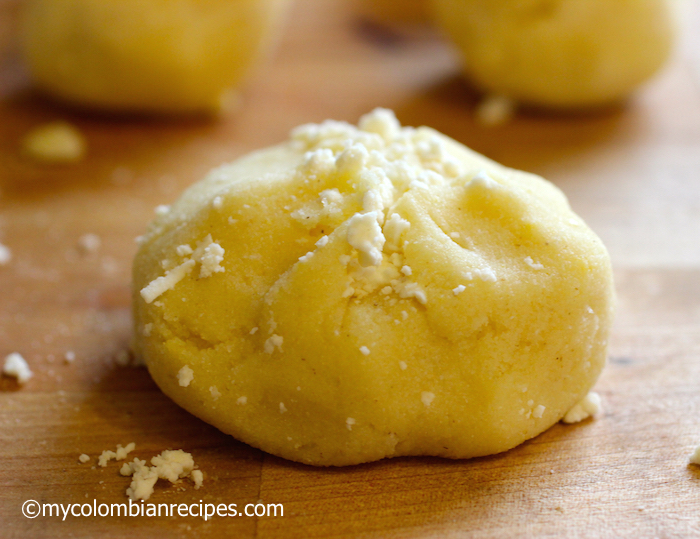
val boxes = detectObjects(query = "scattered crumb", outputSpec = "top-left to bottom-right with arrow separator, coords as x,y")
236,396 -> 248,405
64,351 -> 76,363
121,449 -> 201,501
421,391 -> 435,407
22,121 -> 87,163
562,392 -> 602,424
346,417 -> 356,431
279,402 -> 287,414
79,454 -> 90,463
78,233 -> 101,254
399,360 -> 407,370
474,95 -> 516,127
690,445 -> 700,465
359,346 -> 370,356
209,386 -> 221,400
453,285 -> 466,296
0,243 -> 11,265
177,366 -> 194,387
264,334 -> 283,354
114,349 -> 130,367
98,442 -> 135,467
3,353 -> 33,384
533,404 -> 546,419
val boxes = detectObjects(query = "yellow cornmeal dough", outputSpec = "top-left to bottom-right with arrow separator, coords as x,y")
133,109 -> 614,466
21,0 -> 289,114
431,0 -> 675,109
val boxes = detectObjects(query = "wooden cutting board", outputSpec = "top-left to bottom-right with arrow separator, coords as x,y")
1,1 -> 699,537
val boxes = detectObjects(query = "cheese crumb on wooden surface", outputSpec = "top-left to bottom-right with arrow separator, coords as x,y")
562,392 -> 602,423
690,446 -> 700,465
0,243 -> 12,265
22,121 -> 87,163
79,454 -> 90,463
3,353 -> 33,384
98,442 -> 136,467
121,449 -> 201,501
78,233 -> 101,254
177,366 -> 194,387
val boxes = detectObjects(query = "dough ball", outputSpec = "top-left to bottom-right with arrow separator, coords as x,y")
133,109 -> 614,466
21,0 -> 289,114
358,0 -> 429,26
431,0 -> 675,108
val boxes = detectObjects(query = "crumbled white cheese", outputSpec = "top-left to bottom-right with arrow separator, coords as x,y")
562,392 -> 602,424
690,446 -> 700,465
401,265 -> 412,276
195,237 -> 225,278
421,392 -> 435,407
474,95 -> 516,127
79,454 -> 90,463
114,349 -> 130,366
154,205 -> 170,216
122,449 -> 200,501
250,327 -> 259,335
450,232 -> 460,240
140,259 -> 195,304
358,108 -> 401,142
209,386 -> 221,400
399,361 -> 407,370
98,442 -> 136,467
336,143 -> 369,175
176,244 -> 193,257
533,405 -> 546,419
22,121 -> 87,163
453,285 -> 466,296
191,469 -> 204,489
524,256 -> 544,270
3,353 -> 33,384
264,334 -> 283,354
212,196 -> 223,209
396,281 -> 427,304
78,233 -> 101,254
0,243 -> 12,265
279,402 -> 287,414
315,235 -> 329,248
347,212 -> 385,267
359,346 -> 370,356
346,417 -> 356,431
469,170 -> 499,190
177,366 -> 194,387
472,268 -> 497,282
383,213 -> 410,253
236,396 -> 248,405
298,252 -> 314,263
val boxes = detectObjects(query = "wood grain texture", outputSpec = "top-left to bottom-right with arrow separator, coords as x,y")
1,0 -> 699,537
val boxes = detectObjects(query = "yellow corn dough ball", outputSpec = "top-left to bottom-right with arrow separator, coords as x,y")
358,0 -> 429,26
21,0 -> 289,114
431,0 -> 675,108
133,109 -> 614,466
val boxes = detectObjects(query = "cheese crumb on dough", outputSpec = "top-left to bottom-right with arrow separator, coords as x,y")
121,449 -> 201,501
346,418 -> 356,431
22,121 -> 87,163
524,256 -> 544,270
264,335 -> 283,354
562,392 -> 602,423
140,234 -> 225,303
453,285 -> 466,296
3,353 -> 33,384
140,259 -> 195,304
347,212 -> 385,267
421,392 -> 435,407
209,386 -> 221,400
0,243 -> 12,265
177,366 -> 194,387
359,346 -> 370,356
236,396 -> 247,405
533,405 -> 546,419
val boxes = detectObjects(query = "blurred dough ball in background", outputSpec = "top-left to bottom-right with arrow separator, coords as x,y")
357,0 -> 429,26
431,0 -> 676,109
21,0 -> 290,115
